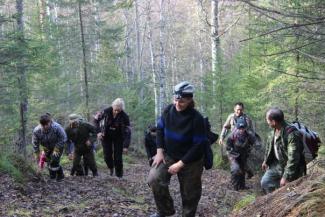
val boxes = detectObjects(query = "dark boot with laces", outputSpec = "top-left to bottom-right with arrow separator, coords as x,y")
149,213 -> 166,217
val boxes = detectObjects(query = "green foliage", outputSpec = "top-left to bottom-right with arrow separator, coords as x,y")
212,146 -> 229,170
0,152 -> 35,183
94,148 -> 107,168
318,145 -> 325,159
233,194 -> 256,212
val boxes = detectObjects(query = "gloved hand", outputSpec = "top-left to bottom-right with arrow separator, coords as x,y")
52,151 -> 59,158
52,148 -> 61,158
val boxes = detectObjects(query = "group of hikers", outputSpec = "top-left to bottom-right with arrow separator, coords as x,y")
32,81 -> 316,217
32,98 -> 131,181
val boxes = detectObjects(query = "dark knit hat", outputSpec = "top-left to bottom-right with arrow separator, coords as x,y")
236,117 -> 247,129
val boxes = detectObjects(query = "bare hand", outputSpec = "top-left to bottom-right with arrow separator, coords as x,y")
280,177 -> 288,187
94,111 -> 102,120
168,161 -> 184,175
86,140 -> 92,147
218,139 -> 224,146
68,153 -> 74,160
261,161 -> 268,171
152,149 -> 165,168
123,148 -> 128,154
97,133 -> 104,140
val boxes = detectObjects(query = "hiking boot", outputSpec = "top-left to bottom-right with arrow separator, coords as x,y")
56,167 -> 65,181
92,170 -> 98,177
149,213 -> 166,217
109,168 -> 114,176
246,170 -> 254,179
49,169 -> 56,179
84,167 -> 89,176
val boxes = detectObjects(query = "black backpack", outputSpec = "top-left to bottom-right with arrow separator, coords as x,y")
286,121 -> 321,163
203,117 -> 218,170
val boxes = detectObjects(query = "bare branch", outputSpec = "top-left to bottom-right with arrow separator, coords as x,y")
239,0 -> 325,21
297,50 -> 325,63
240,21 -> 325,42
197,0 -> 211,27
253,40 -> 319,57
215,17 -> 240,39
273,68 -> 325,81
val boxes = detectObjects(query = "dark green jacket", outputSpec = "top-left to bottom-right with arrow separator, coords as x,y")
65,122 -> 97,153
264,121 -> 305,181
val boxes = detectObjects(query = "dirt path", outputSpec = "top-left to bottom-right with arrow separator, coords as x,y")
0,157 -> 261,217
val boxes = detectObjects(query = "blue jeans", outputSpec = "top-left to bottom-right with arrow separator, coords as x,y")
261,163 -> 283,193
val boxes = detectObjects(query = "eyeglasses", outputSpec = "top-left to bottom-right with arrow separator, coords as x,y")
174,96 -> 192,103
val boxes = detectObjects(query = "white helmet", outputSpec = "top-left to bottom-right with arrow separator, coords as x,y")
173,81 -> 194,99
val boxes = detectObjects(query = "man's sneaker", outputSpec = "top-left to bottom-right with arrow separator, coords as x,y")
109,168 -> 114,176
149,213 -> 165,217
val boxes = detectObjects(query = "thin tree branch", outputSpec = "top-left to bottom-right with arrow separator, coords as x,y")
297,50 -> 325,63
197,0 -> 211,27
273,68 -> 325,80
240,0 -> 325,21
254,40 -> 319,57
215,17 -> 240,39
240,21 -> 325,42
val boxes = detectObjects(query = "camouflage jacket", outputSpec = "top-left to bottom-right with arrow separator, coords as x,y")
65,121 -> 97,153
32,121 -> 67,154
226,129 -> 256,157
264,121 -> 305,181
220,113 -> 254,140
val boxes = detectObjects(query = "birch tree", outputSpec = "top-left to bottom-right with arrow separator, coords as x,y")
211,0 -> 223,128
158,0 -> 167,114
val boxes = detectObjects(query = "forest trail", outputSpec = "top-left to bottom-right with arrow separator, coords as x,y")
0,156 -> 261,217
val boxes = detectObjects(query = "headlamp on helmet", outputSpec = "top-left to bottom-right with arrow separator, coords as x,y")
173,81 -> 194,99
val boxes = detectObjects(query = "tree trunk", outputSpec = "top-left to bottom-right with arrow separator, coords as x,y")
16,0 -> 28,156
78,1 -> 90,120
134,0 -> 144,100
38,0 -> 45,38
146,1 -> 159,121
158,0 -> 167,114
211,0 -> 223,128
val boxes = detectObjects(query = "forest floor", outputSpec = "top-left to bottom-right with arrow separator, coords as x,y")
0,154 -> 262,217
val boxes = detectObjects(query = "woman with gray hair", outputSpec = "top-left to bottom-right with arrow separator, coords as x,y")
94,98 -> 130,178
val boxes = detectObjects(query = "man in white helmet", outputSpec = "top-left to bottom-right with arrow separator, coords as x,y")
148,81 -> 206,217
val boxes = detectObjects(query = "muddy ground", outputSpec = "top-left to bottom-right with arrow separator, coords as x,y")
0,156 -> 262,217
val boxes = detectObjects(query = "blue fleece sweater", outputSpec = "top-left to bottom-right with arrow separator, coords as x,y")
157,104 -> 205,164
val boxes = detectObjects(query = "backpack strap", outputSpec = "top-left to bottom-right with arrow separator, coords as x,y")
162,104 -> 174,117
285,125 -> 297,135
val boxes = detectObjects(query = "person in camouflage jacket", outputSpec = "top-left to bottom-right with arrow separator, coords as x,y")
226,117 -> 256,191
65,114 -> 98,177
219,102 -> 255,145
32,113 -> 67,181
219,102 -> 255,178
261,108 -> 306,194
